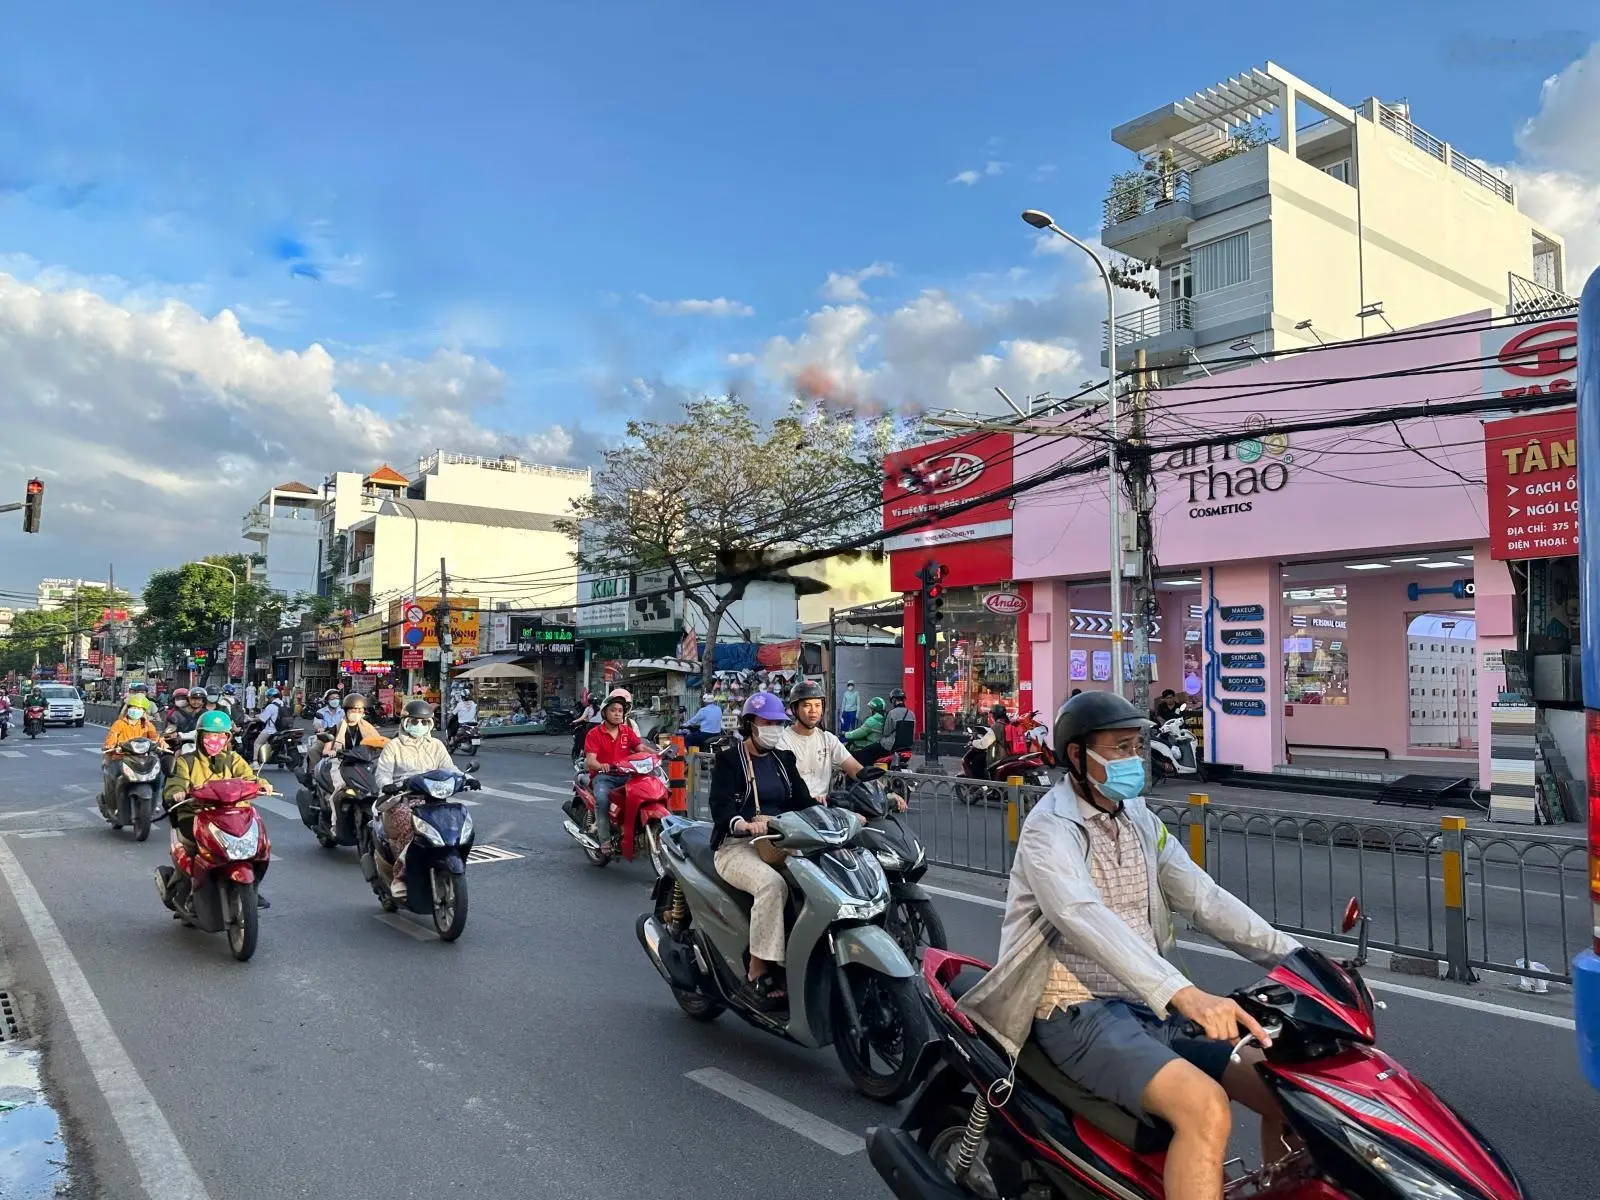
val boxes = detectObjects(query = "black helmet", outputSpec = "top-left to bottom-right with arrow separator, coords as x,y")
1053,692 -> 1151,777
403,699 -> 433,721
991,703 -> 1009,720
889,688 -> 906,706
787,680 -> 826,709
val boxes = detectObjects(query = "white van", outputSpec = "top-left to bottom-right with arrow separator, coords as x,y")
37,683 -> 86,727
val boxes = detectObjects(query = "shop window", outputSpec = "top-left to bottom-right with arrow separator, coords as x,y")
1283,587 -> 1349,705
932,586 -> 1020,732
1406,612 -> 1477,748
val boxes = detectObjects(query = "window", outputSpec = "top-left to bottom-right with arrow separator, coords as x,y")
1283,588 -> 1349,705
1167,261 -> 1193,301
1193,231 -> 1250,294
1323,158 -> 1351,185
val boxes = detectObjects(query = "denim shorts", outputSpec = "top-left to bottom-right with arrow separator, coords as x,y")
1031,997 -> 1233,1116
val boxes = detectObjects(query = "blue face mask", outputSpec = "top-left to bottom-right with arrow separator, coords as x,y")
1088,750 -> 1145,803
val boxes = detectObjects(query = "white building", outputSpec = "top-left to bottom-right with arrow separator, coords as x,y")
1099,62 -> 1571,381
37,578 -> 108,611
241,481 -> 322,596
321,451 -> 590,613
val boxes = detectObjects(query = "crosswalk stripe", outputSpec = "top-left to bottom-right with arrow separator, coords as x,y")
43,749 -> 72,757
475,785 -> 555,804
0,750 -> 23,759
82,746 -> 103,753
503,780 -> 571,796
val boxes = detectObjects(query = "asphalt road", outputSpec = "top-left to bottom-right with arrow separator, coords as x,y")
0,727 -> 1593,1199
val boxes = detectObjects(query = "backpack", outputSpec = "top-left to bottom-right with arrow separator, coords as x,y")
881,706 -> 916,751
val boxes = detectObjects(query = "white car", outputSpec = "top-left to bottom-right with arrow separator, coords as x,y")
37,683 -> 85,728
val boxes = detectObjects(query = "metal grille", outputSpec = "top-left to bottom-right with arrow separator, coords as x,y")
0,991 -> 20,1043
465,844 -> 522,864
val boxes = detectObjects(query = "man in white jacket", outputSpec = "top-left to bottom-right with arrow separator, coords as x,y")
960,692 -> 1300,1200
374,700 -> 455,902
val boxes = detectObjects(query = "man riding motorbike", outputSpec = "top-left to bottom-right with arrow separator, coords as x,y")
841,695 -> 886,762
315,689 -> 342,732
956,692 -> 1298,1200
0,690 -> 10,740
160,710 -> 270,908
683,692 -> 724,750
373,700 -> 455,903
447,688 -> 477,743
581,690 -> 642,849
777,680 -> 863,803
163,687 -> 195,732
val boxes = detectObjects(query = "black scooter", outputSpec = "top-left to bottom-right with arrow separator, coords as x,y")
831,767 -> 946,961
98,735 -> 164,842
364,767 -> 480,940
296,737 -> 381,850
447,720 -> 482,756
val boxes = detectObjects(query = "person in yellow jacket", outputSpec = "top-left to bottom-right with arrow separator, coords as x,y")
102,698 -> 167,808
161,709 -> 272,908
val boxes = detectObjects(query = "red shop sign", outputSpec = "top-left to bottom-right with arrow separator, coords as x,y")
1483,408 -> 1577,560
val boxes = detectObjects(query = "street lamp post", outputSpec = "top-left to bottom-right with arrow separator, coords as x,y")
191,561 -> 238,685
1021,209 -> 1126,696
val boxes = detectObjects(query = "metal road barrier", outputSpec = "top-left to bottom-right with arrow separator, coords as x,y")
684,756 -> 1586,985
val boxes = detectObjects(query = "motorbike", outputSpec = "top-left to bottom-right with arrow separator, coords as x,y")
956,726 -> 1050,805
234,717 -> 265,760
153,778 -> 272,962
1150,704 -> 1205,783
362,767 -> 480,940
538,704 -> 578,736
98,736 -> 165,842
637,805 -> 934,1102
829,768 -> 945,961
161,728 -> 197,780
296,738 -> 382,850
447,719 -> 482,756
563,743 -> 677,874
259,727 -> 305,774
23,702 -> 44,738
883,748 -> 916,800
866,899 -> 1529,1200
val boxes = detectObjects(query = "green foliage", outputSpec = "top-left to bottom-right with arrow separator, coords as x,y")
1210,117 -> 1273,162
0,609 -> 75,675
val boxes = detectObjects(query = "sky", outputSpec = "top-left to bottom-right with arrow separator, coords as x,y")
0,2 -> 1596,592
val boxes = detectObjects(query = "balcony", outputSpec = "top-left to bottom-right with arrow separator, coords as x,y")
1508,272 -> 1576,318
242,509 -> 270,540
1101,169 -> 1193,259
1101,297 -> 1195,368
1375,103 -> 1514,205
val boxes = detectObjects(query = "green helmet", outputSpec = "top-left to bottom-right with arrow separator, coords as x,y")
868,696 -> 886,715
197,710 -> 234,734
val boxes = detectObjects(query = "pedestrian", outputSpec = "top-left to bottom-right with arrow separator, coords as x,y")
245,681 -> 259,714
838,680 -> 860,734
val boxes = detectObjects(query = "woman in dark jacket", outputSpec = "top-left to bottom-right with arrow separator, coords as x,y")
707,691 -> 813,1004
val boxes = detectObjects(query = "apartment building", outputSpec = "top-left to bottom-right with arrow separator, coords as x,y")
1098,62 -> 1571,380
240,481 -> 322,595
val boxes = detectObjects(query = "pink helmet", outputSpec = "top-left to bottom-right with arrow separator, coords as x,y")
742,692 -> 788,721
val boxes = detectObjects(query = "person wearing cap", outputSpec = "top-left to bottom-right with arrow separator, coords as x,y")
778,680 -> 863,803
707,691 -> 814,1006
956,692 -> 1300,1198
581,690 -> 642,849
374,700 -> 455,902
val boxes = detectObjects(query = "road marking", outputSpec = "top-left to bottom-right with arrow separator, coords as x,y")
922,883 -> 1005,910
42,749 -> 72,757
686,1068 -> 864,1155
374,912 -> 435,941
252,796 -> 301,824
467,844 -> 523,864
63,783 -> 93,793
81,745 -> 103,753
17,830 -> 64,839
475,785 -> 554,803
0,838 -> 214,1199
0,750 -> 23,758
504,780 -> 571,797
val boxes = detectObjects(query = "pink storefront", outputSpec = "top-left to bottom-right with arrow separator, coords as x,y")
1012,310 -> 1578,788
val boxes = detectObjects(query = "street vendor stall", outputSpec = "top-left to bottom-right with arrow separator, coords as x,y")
452,655 -> 541,732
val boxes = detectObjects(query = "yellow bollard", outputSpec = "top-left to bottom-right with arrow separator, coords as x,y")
1006,775 -> 1024,842
1187,792 -> 1209,869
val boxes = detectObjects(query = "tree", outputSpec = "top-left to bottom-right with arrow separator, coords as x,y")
558,396 -> 888,674
135,555 -> 277,672
0,609 -> 75,676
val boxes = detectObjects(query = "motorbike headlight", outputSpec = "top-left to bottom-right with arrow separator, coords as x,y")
1339,1127 -> 1476,1200
213,824 -> 261,861
837,898 -> 887,922
412,814 -> 446,845
872,849 -> 905,870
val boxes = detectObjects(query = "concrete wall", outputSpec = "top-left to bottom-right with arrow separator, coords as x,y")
417,459 -> 590,517
368,513 -> 578,610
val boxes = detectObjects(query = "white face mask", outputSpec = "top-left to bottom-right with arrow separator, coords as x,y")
753,724 -> 785,750
402,720 -> 431,739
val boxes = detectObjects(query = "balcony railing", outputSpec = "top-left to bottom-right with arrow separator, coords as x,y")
1377,104 -> 1513,204
1103,170 -> 1191,227
1508,272 -> 1577,318
1104,297 -> 1194,348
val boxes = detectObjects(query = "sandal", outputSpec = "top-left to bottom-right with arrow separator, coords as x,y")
746,972 -> 787,1009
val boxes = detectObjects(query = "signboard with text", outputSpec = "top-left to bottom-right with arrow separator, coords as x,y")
1482,317 -> 1577,402
881,432 -> 1013,552
1483,407 -> 1578,560
386,596 -> 480,650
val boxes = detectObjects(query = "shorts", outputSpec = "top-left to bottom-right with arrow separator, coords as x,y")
1031,997 -> 1233,1117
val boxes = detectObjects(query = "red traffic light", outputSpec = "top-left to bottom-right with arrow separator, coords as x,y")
22,478 -> 43,534
26,479 -> 42,495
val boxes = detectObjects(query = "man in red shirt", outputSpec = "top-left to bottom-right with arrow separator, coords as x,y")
582,691 -> 641,847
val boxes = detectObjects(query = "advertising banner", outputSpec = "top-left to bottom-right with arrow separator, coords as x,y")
1483,407 -> 1578,560
881,432 -> 1013,551
386,597 -> 480,650
227,640 -> 245,679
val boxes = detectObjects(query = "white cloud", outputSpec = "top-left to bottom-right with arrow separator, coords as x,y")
726,351 -> 756,366
639,294 -> 755,317
821,262 -> 895,302
949,161 -> 1008,186
1500,41 -> 1600,285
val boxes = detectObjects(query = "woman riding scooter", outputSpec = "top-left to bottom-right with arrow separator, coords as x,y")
161,710 -> 271,908
373,700 -> 454,903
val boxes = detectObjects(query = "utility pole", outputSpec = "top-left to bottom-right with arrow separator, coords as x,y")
1127,349 -> 1158,735
107,563 -> 117,697
437,558 -> 452,708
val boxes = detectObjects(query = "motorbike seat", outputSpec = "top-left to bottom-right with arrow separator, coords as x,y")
1016,1042 -> 1173,1154
674,824 -> 753,916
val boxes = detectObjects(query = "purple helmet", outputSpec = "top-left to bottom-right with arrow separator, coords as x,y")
742,692 -> 789,721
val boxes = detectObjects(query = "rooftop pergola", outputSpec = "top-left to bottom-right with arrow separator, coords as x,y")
1111,62 -> 1354,171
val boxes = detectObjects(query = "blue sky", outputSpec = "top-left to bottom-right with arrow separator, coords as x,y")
0,2 -> 1595,583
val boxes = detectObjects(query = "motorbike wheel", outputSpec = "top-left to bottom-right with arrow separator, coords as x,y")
886,898 -> 948,961
133,795 -> 151,843
644,818 -> 667,879
431,870 -> 468,941
225,883 -> 260,962
831,970 -> 930,1104
672,987 -> 724,1023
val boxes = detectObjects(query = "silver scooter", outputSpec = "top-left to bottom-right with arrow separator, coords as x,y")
1150,703 -> 1205,782
637,805 -> 934,1102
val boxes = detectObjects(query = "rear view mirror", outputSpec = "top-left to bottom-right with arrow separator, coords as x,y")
464,761 -> 480,775
1340,897 -> 1363,933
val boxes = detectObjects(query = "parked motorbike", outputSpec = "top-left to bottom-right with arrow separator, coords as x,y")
563,743 -> 676,874
447,719 -> 482,756
866,899 -> 1527,1200
956,725 -> 1049,804
296,738 -> 382,850
23,702 -> 44,738
829,768 -> 945,961
538,704 -> 578,736
638,806 -> 933,1102
153,778 -> 272,962
1151,704 -> 1205,782
362,767 -> 480,940
98,736 -> 164,842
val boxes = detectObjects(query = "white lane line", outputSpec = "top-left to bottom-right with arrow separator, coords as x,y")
17,830 -> 64,839
81,745 -> 103,753
0,838 -> 214,1199
252,795 -> 301,824
922,882 -> 1578,1029
374,912 -> 435,941
503,780 -> 571,797
476,785 -> 554,803
42,749 -> 73,757
1,750 -> 24,758
686,1068 -> 864,1155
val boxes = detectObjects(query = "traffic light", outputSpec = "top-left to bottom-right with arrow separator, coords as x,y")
916,561 -> 948,649
22,478 -> 43,534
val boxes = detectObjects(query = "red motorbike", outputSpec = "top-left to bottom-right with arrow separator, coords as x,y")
562,744 -> 677,875
23,701 -> 45,738
154,778 -> 272,962
867,900 -> 1527,1200
957,722 -> 1050,804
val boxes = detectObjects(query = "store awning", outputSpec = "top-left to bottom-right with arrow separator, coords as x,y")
453,652 -> 522,670
625,657 -> 698,675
